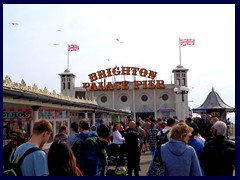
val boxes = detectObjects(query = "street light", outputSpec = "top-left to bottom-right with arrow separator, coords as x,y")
174,86 -> 189,102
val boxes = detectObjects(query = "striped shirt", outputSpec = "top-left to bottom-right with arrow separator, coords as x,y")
147,128 -> 159,147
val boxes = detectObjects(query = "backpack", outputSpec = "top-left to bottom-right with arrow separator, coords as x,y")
157,130 -> 170,146
155,122 -> 162,131
3,147 -> 41,176
72,134 -> 106,176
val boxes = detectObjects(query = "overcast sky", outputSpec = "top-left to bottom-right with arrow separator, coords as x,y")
3,4 -> 235,117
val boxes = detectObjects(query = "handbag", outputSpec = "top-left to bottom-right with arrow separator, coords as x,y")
147,145 -> 166,176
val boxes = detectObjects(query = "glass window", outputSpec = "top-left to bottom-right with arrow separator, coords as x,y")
101,96 -> 107,103
56,121 -> 62,133
3,109 -> 33,144
68,82 -> 70,89
162,94 -> 169,101
177,79 -> 180,86
141,95 -> 148,102
182,78 -> 185,86
62,120 -> 68,127
3,121 -> 30,142
121,95 -> 128,102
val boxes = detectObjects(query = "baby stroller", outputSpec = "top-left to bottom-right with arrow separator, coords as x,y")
106,143 -> 128,176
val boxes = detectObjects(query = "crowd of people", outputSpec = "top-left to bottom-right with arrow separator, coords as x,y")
3,114 -> 235,176
146,114 -> 235,176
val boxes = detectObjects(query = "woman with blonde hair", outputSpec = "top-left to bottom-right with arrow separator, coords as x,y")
147,122 -> 202,176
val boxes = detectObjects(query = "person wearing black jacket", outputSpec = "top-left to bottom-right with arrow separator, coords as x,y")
97,120 -> 109,149
201,121 -> 235,176
196,114 -> 207,138
123,121 -> 142,176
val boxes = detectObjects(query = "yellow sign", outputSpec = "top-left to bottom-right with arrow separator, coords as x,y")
82,66 -> 165,91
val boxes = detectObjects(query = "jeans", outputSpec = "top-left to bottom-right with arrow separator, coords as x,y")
150,146 -> 156,157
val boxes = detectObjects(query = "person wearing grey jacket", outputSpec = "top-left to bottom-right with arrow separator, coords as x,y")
147,122 -> 202,176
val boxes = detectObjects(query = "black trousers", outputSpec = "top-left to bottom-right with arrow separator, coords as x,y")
127,153 -> 140,176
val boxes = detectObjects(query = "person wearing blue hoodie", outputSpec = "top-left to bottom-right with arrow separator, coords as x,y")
147,122 -> 202,176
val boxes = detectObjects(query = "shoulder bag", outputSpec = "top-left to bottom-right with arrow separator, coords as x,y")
147,144 -> 166,176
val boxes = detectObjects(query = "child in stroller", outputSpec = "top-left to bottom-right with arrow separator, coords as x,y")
106,143 -> 128,176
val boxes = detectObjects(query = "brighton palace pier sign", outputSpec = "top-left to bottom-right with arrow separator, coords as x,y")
82,66 -> 165,91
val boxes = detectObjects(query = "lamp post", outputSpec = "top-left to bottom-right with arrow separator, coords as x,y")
174,86 -> 189,102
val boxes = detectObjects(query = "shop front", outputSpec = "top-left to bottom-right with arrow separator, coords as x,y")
38,108 -> 70,144
3,76 -> 131,149
3,108 -> 32,146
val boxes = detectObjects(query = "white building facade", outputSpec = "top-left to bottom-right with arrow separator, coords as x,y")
59,65 -> 190,121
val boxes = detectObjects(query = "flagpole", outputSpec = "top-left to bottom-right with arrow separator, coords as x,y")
67,45 -> 69,70
179,37 -> 182,66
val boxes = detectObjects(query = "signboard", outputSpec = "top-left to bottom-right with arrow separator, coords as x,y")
162,112 -> 170,118
82,66 -> 165,91
3,109 -> 32,142
3,108 -> 32,121
38,109 -> 67,119
192,109 -> 207,113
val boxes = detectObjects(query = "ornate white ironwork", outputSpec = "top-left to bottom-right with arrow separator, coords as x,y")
3,75 -> 97,105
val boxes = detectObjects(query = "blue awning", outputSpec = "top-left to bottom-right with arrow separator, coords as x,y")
157,109 -> 175,113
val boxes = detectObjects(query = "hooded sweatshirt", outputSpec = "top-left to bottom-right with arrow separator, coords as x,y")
161,139 -> 202,176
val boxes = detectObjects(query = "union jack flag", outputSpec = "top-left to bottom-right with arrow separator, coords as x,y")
68,44 -> 79,52
180,39 -> 195,46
